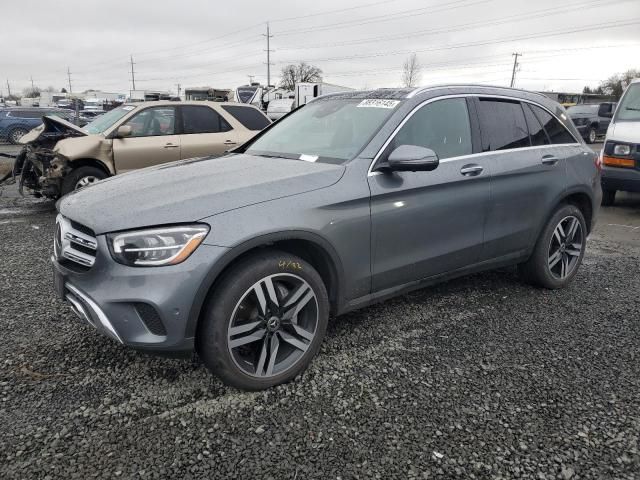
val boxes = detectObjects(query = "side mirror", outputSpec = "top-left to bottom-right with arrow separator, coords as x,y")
116,125 -> 132,138
386,145 -> 439,172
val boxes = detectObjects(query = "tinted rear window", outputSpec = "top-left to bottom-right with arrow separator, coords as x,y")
522,103 -> 550,146
222,105 -> 270,131
529,104 -> 576,144
181,106 -> 231,134
477,99 -> 530,151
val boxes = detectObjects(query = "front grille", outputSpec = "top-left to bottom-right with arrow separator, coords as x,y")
134,303 -> 167,336
55,215 -> 97,270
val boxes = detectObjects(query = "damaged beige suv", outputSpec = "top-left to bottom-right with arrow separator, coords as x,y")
12,101 -> 271,198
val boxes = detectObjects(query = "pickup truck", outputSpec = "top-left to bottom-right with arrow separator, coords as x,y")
566,102 -> 616,144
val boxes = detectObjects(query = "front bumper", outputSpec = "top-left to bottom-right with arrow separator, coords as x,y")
601,165 -> 640,193
52,238 -> 229,352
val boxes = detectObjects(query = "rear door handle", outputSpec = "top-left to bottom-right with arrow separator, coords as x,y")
164,143 -> 179,149
460,164 -> 483,176
541,154 -> 559,165
223,140 -> 237,146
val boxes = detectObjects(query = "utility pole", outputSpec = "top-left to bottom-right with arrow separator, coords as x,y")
30,75 -> 35,90
263,22 -> 274,87
67,67 -> 72,93
175,83 -> 181,98
510,53 -> 521,88
130,55 -> 136,92
6,79 -> 11,97
248,75 -> 255,84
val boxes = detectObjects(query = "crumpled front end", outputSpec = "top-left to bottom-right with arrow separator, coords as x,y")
4,115 -> 87,198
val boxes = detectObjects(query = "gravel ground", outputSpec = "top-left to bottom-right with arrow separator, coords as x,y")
1,163 -> 639,479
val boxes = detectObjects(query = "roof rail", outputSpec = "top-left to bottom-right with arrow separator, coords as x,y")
406,84 -> 551,101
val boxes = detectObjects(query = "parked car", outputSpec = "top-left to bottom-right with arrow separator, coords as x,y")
600,79 -> 640,205
0,107 -> 78,144
12,101 -> 270,198
267,98 -> 294,120
566,102 -> 616,144
52,85 -> 600,390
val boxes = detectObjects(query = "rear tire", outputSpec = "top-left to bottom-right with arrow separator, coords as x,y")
601,189 -> 616,206
61,166 -> 106,196
8,127 -> 28,145
519,204 -> 587,289
586,127 -> 597,144
197,250 -> 329,390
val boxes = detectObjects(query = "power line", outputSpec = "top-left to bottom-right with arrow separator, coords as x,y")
275,0 -> 488,36
277,0 -> 628,51
270,0 -> 397,23
274,18 -> 640,65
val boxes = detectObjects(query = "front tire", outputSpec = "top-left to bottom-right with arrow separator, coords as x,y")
198,250 -> 329,390
586,127 -> 597,144
519,204 -> 587,289
61,166 -> 106,196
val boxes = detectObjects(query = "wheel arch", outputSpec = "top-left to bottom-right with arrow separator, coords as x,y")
66,158 -> 112,176
186,231 -> 345,339
536,188 -> 595,244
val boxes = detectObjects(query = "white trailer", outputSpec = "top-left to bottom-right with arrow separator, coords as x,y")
294,82 -> 353,107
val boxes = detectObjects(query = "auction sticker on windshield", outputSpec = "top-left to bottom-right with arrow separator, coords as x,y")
357,99 -> 400,109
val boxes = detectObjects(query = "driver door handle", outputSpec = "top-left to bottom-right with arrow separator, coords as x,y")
223,140 -> 237,146
460,164 -> 483,176
164,143 -> 179,149
541,154 -> 559,165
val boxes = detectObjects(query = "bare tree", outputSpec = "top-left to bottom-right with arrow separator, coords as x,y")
22,86 -> 41,98
401,53 -> 422,88
599,69 -> 640,99
279,62 -> 323,90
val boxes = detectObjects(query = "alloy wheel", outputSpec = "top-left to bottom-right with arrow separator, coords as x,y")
227,273 -> 318,378
588,129 -> 596,143
75,176 -> 99,190
547,215 -> 583,279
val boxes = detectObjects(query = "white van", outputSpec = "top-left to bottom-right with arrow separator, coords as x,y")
601,79 -> 640,205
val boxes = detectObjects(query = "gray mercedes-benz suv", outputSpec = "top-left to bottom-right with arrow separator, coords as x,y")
53,85 -> 601,390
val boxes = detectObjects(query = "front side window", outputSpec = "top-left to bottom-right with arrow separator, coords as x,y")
529,104 -> 576,144
523,103 -> 550,146
123,107 -> 176,137
615,83 -> 640,122
181,106 -> 231,134
477,99 -> 530,151
389,98 -> 472,160
222,105 -> 270,131
246,98 -> 396,164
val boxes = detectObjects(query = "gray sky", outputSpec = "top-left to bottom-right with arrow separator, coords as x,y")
2,0 -> 639,96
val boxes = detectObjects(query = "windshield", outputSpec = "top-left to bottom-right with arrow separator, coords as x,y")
246,98 -> 398,164
615,83 -> 640,122
237,87 -> 257,103
83,105 -> 135,134
567,105 -> 598,115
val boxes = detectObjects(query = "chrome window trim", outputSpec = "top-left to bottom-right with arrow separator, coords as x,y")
367,93 -> 581,177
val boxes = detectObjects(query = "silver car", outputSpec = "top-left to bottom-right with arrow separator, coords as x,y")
53,85 -> 601,390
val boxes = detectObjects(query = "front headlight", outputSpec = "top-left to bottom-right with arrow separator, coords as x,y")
108,225 -> 209,267
613,144 -> 632,156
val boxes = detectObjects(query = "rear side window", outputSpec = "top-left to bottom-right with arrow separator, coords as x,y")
522,103 -> 550,146
221,105 -> 270,131
181,106 -> 231,134
529,104 -> 576,144
390,98 -> 472,160
477,99 -> 530,151
9,110 -> 40,118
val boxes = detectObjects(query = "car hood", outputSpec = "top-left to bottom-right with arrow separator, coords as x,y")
58,154 -> 345,234
19,115 -> 87,144
607,121 -> 639,143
